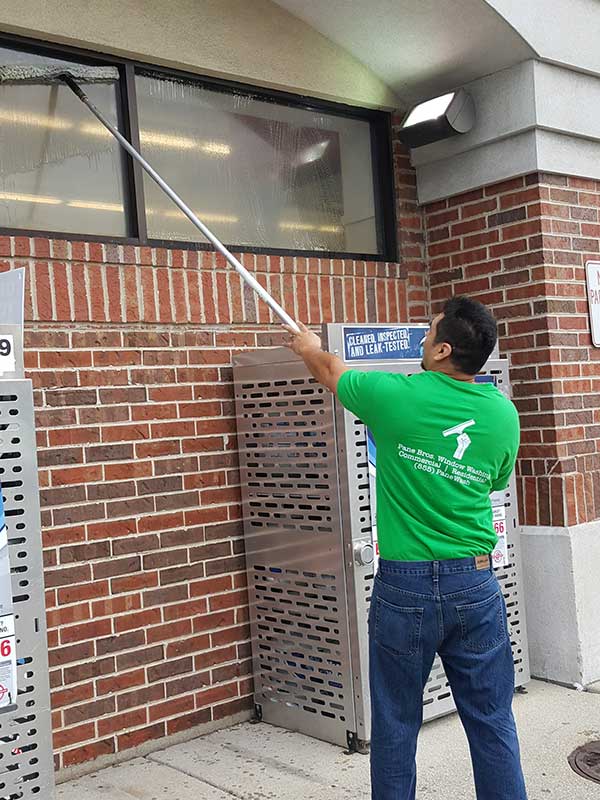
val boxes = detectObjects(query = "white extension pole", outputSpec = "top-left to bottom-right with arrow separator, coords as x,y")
65,77 -> 300,332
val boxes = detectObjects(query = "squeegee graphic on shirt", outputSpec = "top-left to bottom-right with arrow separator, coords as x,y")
443,419 -> 476,460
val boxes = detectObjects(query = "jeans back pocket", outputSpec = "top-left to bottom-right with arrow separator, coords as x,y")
456,591 -> 508,653
374,597 -> 423,657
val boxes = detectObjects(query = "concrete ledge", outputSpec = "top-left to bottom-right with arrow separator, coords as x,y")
415,130 -> 537,205
521,521 -> 600,686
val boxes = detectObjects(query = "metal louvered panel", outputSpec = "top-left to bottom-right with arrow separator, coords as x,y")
254,567 -> 347,723
493,473 -> 530,685
0,383 -> 54,800
483,362 -> 530,686
333,411 -> 373,743
234,355 -> 356,748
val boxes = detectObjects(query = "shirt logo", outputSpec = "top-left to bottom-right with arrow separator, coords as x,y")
443,419 -> 476,460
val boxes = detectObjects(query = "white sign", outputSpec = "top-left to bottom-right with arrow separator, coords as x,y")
0,615 -> 17,708
491,535 -> 508,569
0,615 -> 15,638
0,334 -> 15,375
491,501 -> 508,567
492,505 -> 506,523
585,261 -> 600,347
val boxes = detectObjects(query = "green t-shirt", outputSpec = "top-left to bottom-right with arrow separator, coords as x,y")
337,370 -> 520,561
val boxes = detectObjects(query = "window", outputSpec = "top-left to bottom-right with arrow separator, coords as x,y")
0,45 -> 128,237
136,72 -> 382,255
0,36 -> 396,259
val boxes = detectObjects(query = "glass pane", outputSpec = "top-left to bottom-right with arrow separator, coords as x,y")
136,73 -> 379,254
0,45 -> 127,237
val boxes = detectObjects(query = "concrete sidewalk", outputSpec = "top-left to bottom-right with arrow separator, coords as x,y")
56,680 -> 600,799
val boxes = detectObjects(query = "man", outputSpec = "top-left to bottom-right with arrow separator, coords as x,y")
285,296 -> 527,800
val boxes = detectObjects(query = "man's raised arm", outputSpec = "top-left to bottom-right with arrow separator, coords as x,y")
284,323 -> 348,394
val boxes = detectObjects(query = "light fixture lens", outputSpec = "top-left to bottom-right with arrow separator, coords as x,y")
403,93 -> 455,128
297,140 -> 329,165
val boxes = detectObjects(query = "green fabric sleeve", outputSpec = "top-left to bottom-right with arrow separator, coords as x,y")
490,407 -> 520,491
336,370 -> 391,428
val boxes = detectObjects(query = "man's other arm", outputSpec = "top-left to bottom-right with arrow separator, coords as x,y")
491,404 -> 521,492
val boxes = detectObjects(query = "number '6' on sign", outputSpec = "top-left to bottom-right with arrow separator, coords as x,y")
0,639 -> 12,658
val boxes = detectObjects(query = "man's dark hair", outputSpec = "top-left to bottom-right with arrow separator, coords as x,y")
435,296 -> 497,374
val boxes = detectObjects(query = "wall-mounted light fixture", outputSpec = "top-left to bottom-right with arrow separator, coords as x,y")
398,89 -> 475,148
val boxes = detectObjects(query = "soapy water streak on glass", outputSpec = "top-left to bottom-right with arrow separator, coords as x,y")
135,73 -> 379,254
0,45 -> 127,236
0,44 -> 379,252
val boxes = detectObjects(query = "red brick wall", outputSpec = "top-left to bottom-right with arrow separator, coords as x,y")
10,128 -> 600,770
424,173 -> 600,529
393,114 -> 428,321
0,141 -> 423,772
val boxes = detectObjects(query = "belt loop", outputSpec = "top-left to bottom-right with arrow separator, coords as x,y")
432,561 -> 440,597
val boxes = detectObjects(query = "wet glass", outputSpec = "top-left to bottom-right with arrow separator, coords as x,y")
136,72 -> 379,254
0,45 -> 127,236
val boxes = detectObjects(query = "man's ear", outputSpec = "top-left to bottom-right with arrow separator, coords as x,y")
433,342 -> 452,362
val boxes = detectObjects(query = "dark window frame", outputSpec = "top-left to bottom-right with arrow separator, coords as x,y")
0,32 -> 398,262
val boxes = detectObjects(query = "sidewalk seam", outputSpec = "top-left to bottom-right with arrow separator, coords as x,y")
147,753 -> 243,798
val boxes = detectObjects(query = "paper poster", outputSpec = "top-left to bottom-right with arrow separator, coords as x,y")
0,614 -> 17,708
0,496 -> 17,706
491,499 -> 508,568
0,525 -> 14,617
367,429 -> 378,569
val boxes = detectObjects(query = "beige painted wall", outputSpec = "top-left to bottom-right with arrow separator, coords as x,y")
0,0 -> 398,108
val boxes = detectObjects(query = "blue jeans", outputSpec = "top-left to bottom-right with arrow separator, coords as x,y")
369,557 -> 527,800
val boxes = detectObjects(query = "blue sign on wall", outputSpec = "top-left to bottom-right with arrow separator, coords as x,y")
343,326 -> 426,362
